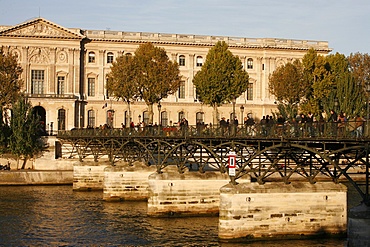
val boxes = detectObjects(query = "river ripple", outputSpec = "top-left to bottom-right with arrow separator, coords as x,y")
0,183 -> 361,246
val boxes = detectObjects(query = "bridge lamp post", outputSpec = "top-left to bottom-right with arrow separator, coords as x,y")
365,75 -> 370,137
157,102 -> 162,126
232,97 -> 236,136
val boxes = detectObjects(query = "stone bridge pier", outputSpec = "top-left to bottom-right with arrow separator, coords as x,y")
218,182 -> 347,242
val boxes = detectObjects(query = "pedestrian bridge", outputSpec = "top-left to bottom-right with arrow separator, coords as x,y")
57,122 -> 370,205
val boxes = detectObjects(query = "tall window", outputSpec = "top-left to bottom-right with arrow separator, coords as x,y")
161,111 -> 168,126
196,112 -> 204,124
107,52 -> 114,63
57,76 -> 65,95
196,56 -> 203,67
247,83 -> 253,100
179,55 -> 185,66
178,81 -> 185,99
88,78 -> 95,96
31,70 -> 44,94
57,109 -> 66,130
143,111 -> 149,125
247,58 -> 253,69
107,110 -> 114,128
178,111 -> 185,123
88,52 -> 95,63
88,110 -> 95,128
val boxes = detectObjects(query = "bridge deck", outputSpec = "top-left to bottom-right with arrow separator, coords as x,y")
57,123 -> 370,205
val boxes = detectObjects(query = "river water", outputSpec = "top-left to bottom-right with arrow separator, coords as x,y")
0,183 -> 361,247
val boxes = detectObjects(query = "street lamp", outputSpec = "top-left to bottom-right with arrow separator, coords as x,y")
138,115 -> 141,123
231,97 -> 236,136
157,102 -> 162,126
365,77 -> 370,137
240,105 -> 244,123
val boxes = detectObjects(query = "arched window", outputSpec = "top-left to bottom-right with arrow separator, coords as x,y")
107,52 -> 114,63
57,109 -> 66,130
196,56 -> 203,67
88,110 -> 95,128
161,111 -> 168,126
247,58 -> 253,69
179,55 -> 185,66
143,111 -> 149,125
196,112 -> 204,124
88,52 -> 95,63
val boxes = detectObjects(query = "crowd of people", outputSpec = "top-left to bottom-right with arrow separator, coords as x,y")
215,110 -> 365,138
83,109 -> 365,138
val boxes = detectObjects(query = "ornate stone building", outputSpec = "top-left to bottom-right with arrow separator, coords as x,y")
0,18 -> 331,132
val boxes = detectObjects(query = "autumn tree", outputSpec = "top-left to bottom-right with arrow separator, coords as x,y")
106,55 -> 137,124
106,42 -> 181,124
192,41 -> 249,124
9,96 -> 44,169
268,60 -> 308,119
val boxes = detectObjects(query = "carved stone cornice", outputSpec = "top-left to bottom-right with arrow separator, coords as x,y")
0,18 -> 85,40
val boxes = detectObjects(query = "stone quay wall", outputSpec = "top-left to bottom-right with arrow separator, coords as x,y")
0,170 -> 72,185
103,162 -> 157,201
219,182 -> 347,242
147,169 -> 250,217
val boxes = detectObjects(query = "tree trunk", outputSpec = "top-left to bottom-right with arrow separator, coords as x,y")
128,101 -> 132,127
213,105 -> 219,126
21,158 -> 27,169
148,103 -> 154,124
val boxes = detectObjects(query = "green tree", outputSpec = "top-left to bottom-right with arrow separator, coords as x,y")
0,107 -> 10,153
9,96 -> 44,169
348,53 -> 370,118
0,47 -> 23,107
193,41 -> 249,124
324,53 -> 364,119
301,48 -> 332,115
107,43 -> 181,125
268,60 -> 308,119
0,47 -> 23,124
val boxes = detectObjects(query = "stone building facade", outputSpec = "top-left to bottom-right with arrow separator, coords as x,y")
0,18 -> 331,132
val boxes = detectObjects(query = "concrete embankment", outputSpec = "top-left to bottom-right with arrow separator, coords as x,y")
0,170 -> 73,185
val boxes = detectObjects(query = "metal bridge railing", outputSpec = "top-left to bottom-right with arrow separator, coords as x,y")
57,121 -> 366,139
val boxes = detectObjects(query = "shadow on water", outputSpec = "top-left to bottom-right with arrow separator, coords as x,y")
0,182 -> 363,246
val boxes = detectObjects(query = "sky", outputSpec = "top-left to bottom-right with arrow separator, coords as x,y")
0,0 -> 369,56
